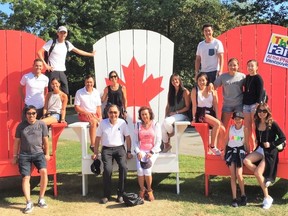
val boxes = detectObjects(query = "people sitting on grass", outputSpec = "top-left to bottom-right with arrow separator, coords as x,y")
41,78 -> 68,126
74,74 -> 102,152
191,72 -> 225,155
243,103 -> 286,210
224,111 -> 248,207
134,106 -> 161,201
162,74 -> 190,153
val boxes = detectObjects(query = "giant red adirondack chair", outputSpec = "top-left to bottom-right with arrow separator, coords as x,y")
193,24 -> 288,196
0,30 -> 66,196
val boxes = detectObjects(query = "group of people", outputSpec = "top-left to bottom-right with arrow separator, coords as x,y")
12,24 -> 286,213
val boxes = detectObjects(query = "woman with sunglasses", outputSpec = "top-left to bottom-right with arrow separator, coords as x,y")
102,71 -> 127,119
243,103 -> 286,209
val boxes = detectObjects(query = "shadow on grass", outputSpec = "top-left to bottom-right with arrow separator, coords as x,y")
1,166 -> 287,208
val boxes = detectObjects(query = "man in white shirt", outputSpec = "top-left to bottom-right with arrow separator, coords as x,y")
92,104 -> 132,204
37,26 -> 96,95
74,75 -> 102,152
19,59 -> 49,120
195,24 -> 224,83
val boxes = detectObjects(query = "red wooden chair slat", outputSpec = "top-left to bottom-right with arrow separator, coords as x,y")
0,31 -> 9,160
0,30 -> 67,196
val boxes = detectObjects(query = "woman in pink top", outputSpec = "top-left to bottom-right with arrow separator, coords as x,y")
134,106 -> 161,201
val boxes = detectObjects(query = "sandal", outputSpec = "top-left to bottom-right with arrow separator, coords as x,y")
162,144 -> 172,153
139,188 -> 146,199
147,190 -> 155,201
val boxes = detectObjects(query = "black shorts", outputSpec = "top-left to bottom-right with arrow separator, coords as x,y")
18,153 -> 47,177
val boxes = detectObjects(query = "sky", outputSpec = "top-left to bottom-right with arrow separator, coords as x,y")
0,3 -> 12,15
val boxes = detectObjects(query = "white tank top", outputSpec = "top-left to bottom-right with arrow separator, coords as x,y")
197,89 -> 213,108
228,125 -> 244,148
47,93 -> 62,113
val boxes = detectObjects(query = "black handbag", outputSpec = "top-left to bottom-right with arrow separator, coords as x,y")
123,192 -> 144,207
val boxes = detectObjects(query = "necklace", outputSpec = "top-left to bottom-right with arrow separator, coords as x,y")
258,130 -> 263,143
246,76 -> 254,92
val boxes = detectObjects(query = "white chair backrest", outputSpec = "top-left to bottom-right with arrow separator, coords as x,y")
93,29 -> 174,141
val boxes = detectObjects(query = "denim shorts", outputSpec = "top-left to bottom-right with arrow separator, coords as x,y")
18,153 -> 47,177
243,103 -> 257,113
222,104 -> 243,113
51,113 -> 61,121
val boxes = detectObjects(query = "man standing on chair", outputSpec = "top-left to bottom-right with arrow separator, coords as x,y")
92,104 -> 133,204
37,25 -> 96,95
195,24 -> 224,83
13,105 -> 50,214
19,59 -> 49,120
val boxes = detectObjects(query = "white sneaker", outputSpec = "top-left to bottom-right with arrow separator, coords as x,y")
23,202 -> 34,214
38,199 -> 48,208
265,181 -> 271,188
263,196 -> 273,209
210,146 -> 221,156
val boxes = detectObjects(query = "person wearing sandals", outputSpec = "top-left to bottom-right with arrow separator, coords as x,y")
243,103 -> 286,209
191,72 -> 225,155
162,74 -> 190,153
41,78 -> 68,126
101,71 -> 128,120
224,111 -> 249,207
74,74 -> 102,152
134,106 -> 161,201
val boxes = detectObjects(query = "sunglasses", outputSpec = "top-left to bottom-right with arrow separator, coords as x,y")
108,111 -> 118,114
26,112 -> 36,116
109,75 -> 117,79
258,109 -> 268,114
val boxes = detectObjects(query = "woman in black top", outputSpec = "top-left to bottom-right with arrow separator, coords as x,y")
102,71 -> 127,119
243,103 -> 286,209
243,60 -> 264,151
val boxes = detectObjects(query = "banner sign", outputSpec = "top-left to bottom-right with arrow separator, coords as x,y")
264,33 -> 288,69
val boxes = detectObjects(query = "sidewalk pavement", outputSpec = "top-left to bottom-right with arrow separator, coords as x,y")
61,114 -> 205,157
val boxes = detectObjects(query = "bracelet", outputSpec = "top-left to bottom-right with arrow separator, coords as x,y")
127,150 -> 131,153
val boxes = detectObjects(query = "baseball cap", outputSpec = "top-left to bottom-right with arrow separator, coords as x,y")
140,157 -> 152,169
57,26 -> 68,33
232,111 -> 244,119
90,159 -> 101,176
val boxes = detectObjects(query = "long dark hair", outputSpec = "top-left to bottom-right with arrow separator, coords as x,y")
254,103 -> 273,129
168,74 -> 185,106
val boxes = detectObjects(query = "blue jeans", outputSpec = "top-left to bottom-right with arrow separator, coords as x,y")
101,145 -> 127,198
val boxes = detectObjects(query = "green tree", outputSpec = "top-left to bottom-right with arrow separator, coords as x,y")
223,0 -> 288,26
0,0 -> 238,93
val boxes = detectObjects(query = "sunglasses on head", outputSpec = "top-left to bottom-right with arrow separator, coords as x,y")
258,109 -> 268,114
110,75 -> 117,79
26,112 -> 36,116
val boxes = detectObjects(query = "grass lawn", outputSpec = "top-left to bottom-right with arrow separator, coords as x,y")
0,139 -> 287,216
